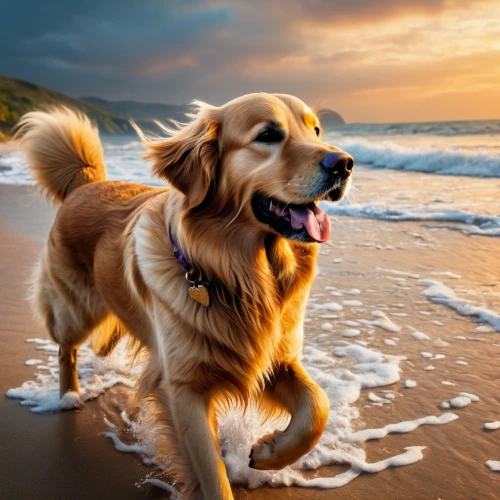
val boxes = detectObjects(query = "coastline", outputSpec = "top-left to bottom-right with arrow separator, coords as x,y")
1,183 -> 499,499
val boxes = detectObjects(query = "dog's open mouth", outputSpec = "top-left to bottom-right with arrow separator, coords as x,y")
251,193 -> 331,243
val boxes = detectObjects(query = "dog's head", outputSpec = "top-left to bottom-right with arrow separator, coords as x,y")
137,93 -> 353,244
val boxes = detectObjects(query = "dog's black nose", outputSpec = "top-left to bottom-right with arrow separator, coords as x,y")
320,151 -> 354,176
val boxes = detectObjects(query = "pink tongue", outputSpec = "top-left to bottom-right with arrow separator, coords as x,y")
289,203 -> 331,242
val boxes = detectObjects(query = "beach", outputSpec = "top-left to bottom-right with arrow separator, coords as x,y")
2,0 -> 500,494
2,0 -> 500,495
1,168 -> 499,499
0,185 -> 158,499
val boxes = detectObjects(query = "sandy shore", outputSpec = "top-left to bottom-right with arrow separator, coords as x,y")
1,183 -> 499,499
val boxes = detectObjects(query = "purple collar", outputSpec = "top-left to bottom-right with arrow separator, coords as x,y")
168,225 -> 210,287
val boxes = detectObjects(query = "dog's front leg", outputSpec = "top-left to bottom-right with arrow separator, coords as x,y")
250,361 -> 330,470
166,381 -> 233,500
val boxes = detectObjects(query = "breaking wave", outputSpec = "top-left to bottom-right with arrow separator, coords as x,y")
326,138 -> 500,178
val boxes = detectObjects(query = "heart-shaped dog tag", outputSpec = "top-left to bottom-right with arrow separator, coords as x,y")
189,284 -> 210,307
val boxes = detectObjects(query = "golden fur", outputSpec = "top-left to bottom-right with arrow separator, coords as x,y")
16,93 -> 353,500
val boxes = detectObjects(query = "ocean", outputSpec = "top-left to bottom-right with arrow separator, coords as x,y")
1,119 -> 499,236
3,120 -> 500,496
326,119 -> 500,178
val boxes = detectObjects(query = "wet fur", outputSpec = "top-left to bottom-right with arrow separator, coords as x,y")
16,94 -> 349,499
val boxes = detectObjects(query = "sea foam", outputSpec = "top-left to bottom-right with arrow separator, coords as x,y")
6,337 -> 461,493
320,202 -> 500,238
418,279 -> 500,332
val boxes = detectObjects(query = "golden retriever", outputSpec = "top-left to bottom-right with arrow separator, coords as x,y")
16,93 -> 354,500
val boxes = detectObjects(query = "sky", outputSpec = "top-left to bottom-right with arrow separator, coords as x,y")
1,0 -> 499,123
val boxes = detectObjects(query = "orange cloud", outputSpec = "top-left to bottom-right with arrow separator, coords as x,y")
4,0 -> 498,122
207,0 -> 500,122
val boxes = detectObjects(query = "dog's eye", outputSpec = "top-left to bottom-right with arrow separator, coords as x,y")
255,127 -> 285,144
314,126 -> 320,137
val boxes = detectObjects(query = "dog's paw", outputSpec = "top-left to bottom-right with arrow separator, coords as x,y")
59,391 -> 83,410
248,430 -> 288,470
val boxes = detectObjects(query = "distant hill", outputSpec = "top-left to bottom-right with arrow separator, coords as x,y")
0,75 -> 135,139
83,97 -> 347,129
318,109 -> 345,127
81,96 -> 190,124
0,75 -> 346,142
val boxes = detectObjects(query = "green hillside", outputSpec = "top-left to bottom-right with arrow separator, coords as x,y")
0,74 -> 346,142
0,75 -> 134,140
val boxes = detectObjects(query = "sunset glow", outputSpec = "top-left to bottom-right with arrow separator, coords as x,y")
1,0 -> 499,122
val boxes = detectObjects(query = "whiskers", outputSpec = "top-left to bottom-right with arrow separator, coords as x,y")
345,178 -> 357,204
258,180 -> 291,207
223,179 -> 290,230
281,195 -> 299,213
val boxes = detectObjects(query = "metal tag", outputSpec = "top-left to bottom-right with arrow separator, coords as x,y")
188,284 -> 210,307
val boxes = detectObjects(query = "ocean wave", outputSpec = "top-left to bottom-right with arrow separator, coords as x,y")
321,202 -> 500,237
328,138 -> 500,178
326,119 -> 500,137
0,141 -> 159,186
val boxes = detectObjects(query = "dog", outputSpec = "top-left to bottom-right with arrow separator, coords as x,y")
16,93 -> 354,500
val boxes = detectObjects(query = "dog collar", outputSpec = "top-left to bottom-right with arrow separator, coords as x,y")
168,225 -> 210,307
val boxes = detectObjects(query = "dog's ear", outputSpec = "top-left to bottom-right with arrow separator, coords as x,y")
134,112 -> 219,209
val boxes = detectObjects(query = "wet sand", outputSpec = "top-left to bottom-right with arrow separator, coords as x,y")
0,186 -> 159,500
1,183 -> 499,499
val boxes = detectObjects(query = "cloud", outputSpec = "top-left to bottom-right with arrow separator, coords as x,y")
1,0 -> 499,121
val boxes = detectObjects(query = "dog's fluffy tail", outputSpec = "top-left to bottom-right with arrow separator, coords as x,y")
15,107 -> 107,204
